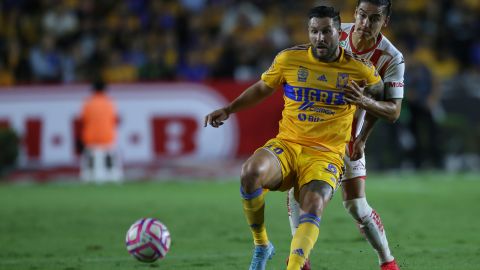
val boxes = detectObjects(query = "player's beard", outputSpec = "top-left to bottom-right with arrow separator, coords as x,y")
313,43 -> 339,62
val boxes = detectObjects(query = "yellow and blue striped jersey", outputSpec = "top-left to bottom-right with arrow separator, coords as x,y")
261,45 -> 381,156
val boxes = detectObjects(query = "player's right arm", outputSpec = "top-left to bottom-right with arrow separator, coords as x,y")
204,80 -> 276,128
205,51 -> 287,128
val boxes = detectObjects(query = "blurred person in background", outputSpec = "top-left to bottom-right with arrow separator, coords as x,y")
405,49 -> 444,170
80,80 -> 123,183
29,35 -> 62,82
288,1 -> 404,269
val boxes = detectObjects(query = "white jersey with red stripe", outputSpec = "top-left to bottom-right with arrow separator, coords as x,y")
340,23 -> 405,180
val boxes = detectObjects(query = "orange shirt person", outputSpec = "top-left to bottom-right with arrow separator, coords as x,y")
81,81 -> 117,148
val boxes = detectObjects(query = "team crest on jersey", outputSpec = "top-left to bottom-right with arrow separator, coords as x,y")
339,40 -> 346,48
297,66 -> 309,82
336,73 -> 349,88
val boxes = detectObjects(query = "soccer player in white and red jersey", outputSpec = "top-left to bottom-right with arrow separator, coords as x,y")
287,1 -> 404,270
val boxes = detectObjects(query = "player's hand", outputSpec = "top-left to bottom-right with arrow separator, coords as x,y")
350,137 -> 365,161
344,80 -> 367,106
204,108 -> 230,128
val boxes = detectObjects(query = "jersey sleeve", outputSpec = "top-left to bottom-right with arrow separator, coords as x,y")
261,52 -> 285,89
383,53 -> 405,99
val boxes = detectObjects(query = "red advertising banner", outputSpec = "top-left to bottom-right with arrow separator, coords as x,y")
0,81 -> 284,167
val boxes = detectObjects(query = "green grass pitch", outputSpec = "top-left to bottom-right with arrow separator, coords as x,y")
0,172 -> 479,270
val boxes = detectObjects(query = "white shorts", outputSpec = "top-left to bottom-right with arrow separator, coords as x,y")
342,154 -> 366,181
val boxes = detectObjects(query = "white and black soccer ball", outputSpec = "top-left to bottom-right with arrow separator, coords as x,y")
125,218 -> 171,262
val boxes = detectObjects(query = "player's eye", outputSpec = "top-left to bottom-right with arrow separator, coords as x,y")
370,16 -> 381,22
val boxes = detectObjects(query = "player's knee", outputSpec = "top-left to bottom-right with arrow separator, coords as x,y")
240,160 -> 265,192
301,181 -> 332,216
343,198 -> 372,222
303,200 -> 325,217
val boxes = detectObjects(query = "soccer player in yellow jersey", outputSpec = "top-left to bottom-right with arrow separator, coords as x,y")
288,1 -> 404,269
205,6 -> 384,270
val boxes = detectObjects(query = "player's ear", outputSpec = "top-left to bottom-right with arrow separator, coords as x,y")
383,16 -> 390,27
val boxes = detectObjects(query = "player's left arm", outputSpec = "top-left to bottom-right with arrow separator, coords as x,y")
345,55 -> 405,122
348,56 -> 405,161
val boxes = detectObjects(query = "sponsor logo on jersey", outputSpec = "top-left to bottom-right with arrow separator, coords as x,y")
284,84 -> 346,105
297,113 -> 322,122
298,101 -> 336,115
387,81 -> 404,88
297,66 -> 309,82
317,74 -> 327,82
336,73 -> 349,88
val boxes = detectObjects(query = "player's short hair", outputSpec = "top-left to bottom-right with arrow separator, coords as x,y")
92,79 -> 106,93
308,6 -> 341,30
357,0 -> 392,17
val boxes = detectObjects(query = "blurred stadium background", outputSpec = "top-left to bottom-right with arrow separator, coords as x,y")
0,0 -> 479,179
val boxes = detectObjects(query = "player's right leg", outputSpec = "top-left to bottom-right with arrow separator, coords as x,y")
241,147 -> 283,270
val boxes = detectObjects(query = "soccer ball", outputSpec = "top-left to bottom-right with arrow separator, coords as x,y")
125,218 -> 171,262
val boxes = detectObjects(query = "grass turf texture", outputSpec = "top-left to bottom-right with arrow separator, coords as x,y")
0,172 -> 479,270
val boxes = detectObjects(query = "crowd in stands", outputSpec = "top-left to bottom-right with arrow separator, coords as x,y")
0,0 -> 479,86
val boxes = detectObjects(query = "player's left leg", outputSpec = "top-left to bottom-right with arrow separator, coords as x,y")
287,151 -> 341,270
287,188 -> 311,270
342,177 -> 399,270
287,180 -> 332,270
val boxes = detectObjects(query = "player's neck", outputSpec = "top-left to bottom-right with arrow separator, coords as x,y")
351,32 -> 377,52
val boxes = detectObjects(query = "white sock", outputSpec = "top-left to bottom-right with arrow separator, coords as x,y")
287,188 -> 300,236
343,198 -> 394,264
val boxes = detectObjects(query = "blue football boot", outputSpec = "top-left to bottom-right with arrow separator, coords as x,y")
248,242 -> 275,270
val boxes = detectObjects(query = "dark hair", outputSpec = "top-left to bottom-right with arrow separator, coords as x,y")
92,79 -> 106,93
308,6 -> 341,29
357,0 -> 392,17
